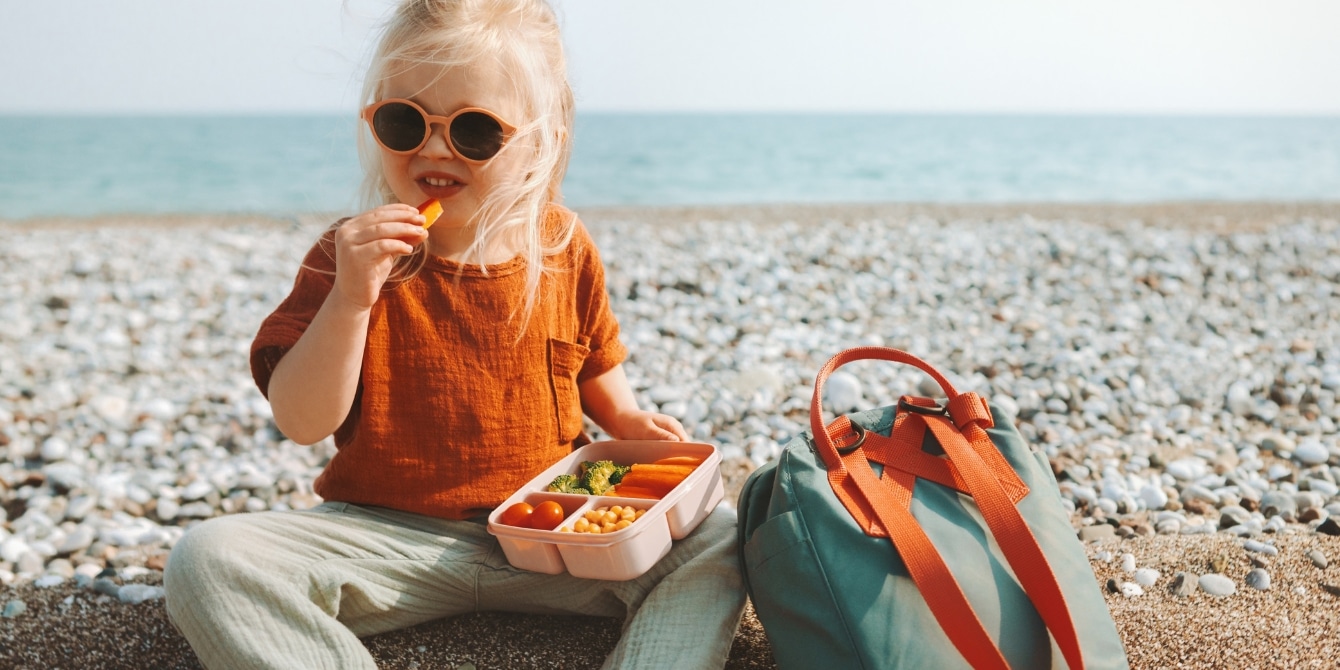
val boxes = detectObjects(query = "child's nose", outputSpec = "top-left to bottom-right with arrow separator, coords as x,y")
419,122 -> 456,159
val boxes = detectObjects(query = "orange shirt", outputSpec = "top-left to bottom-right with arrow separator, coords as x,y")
250,205 -> 627,519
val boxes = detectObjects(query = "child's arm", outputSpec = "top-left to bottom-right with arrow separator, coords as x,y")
580,364 -> 688,441
267,204 -> 428,445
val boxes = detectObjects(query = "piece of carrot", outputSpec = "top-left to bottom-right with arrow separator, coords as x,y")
619,471 -> 685,496
652,456 -> 705,467
630,463 -> 696,477
610,486 -> 662,500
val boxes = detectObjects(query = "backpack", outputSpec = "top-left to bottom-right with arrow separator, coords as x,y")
737,347 -> 1127,669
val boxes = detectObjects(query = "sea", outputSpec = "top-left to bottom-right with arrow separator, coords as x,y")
1,114 -> 1338,219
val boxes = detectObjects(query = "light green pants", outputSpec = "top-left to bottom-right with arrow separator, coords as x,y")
164,502 -> 745,669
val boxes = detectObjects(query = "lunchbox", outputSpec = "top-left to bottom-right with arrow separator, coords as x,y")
486,440 -> 725,580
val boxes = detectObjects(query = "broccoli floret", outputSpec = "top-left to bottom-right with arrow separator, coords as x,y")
547,474 -> 591,495
579,460 -> 619,495
609,464 -> 631,486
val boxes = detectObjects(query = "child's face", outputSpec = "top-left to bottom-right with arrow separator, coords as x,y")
378,60 -> 527,234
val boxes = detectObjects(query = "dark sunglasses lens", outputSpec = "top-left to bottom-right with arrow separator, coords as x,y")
371,102 -> 427,152
450,111 -> 505,161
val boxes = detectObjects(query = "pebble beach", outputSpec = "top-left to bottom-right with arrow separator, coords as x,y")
3,201 -> 1340,668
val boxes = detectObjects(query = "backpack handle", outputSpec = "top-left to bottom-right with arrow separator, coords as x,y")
808,346 -> 959,471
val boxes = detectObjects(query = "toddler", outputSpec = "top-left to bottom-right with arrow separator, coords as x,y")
163,1 -> 746,667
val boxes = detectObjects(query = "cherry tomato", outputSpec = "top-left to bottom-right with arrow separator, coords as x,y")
499,502 -> 534,528
530,501 -> 567,531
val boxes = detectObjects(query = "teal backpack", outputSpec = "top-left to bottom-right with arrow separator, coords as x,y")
737,348 -> 1127,669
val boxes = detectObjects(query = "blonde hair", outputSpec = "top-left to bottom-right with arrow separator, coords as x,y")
355,0 -> 577,322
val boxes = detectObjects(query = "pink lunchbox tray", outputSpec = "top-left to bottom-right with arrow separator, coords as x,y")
487,440 -> 725,581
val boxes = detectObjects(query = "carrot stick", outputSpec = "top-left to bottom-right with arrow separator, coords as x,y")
610,486 -> 662,500
652,456 -> 705,467
630,463 -> 696,477
619,471 -> 685,495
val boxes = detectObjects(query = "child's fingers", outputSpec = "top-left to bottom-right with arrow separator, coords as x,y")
651,414 -> 687,441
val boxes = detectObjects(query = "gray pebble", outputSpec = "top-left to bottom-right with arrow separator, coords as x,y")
1245,568 -> 1271,590
1170,571 -> 1198,598
2,600 -> 26,618
92,577 -> 121,598
1243,540 -> 1279,556
117,584 -> 166,604
1077,525 -> 1115,542
1307,549 -> 1328,569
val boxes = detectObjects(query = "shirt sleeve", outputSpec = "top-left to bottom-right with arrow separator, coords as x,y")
249,229 -> 338,397
569,217 -> 628,382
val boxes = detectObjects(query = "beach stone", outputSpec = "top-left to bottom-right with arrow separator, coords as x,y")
40,437 -> 70,462
1308,550 -> 1328,569
1299,508 -> 1323,523
1198,573 -> 1236,597
2,600 -> 25,618
822,372 -> 863,413
1218,505 -> 1252,528
1120,553 -> 1137,574
1156,519 -> 1182,535
117,583 -> 165,604
1120,582 -> 1145,598
33,574 -> 66,588
177,501 -> 216,519
1182,484 -> 1220,505
1170,571 -> 1198,597
56,525 -> 95,555
1295,440 -> 1330,466
1138,484 -> 1168,510
1166,457 -> 1208,481
1133,568 -> 1160,587
1105,578 -> 1119,594
1245,568 -> 1271,590
1244,540 -> 1278,556
1077,525 -> 1115,542
16,552 -> 42,576
1295,491 -> 1326,511
92,577 -> 121,598
1266,463 -> 1294,482
1260,433 -> 1296,453
1260,491 -> 1297,518
1306,479 -> 1339,498
1317,518 -> 1340,536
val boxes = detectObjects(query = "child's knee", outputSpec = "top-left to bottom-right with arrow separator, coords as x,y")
164,515 -> 261,593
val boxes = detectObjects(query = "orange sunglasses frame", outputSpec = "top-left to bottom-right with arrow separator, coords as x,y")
361,98 -> 516,163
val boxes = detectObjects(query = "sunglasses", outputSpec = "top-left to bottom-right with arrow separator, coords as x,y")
362,98 -> 516,163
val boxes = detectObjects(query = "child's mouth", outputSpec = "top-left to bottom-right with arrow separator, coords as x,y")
418,176 -> 465,199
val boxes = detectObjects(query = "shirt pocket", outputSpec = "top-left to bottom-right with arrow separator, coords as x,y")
548,338 -> 590,443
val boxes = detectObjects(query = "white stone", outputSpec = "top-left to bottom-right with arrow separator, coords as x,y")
823,371 -> 863,413
1133,568 -> 1160,587
1198,573 -> 1236,597
117,584 -> 166,604
1138,484 -> 1168,510
1295,440 -> 1329,466
1120,582 -> 1145,597
1120,553 -> 1136,574
40,437 -> 71,462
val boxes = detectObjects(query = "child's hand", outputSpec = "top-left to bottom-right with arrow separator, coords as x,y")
330,204 -> 429,311
606,410 -> 688,442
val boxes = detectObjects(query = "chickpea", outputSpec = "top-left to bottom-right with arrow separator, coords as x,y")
584,510 -> 603,523
602,511 -> 618,525
614,519 -> 632,531
559,526 -> 572,532
635,509 -> 647,519
620,508 -> 637,521
574,517 -> 590,532
601,521 -> 617,533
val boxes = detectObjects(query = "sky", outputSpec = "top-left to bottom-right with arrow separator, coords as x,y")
1,0 -> 1338,115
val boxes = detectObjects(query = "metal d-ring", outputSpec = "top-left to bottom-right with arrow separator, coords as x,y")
898,397 -> 949,417
834,422 -> 867,454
